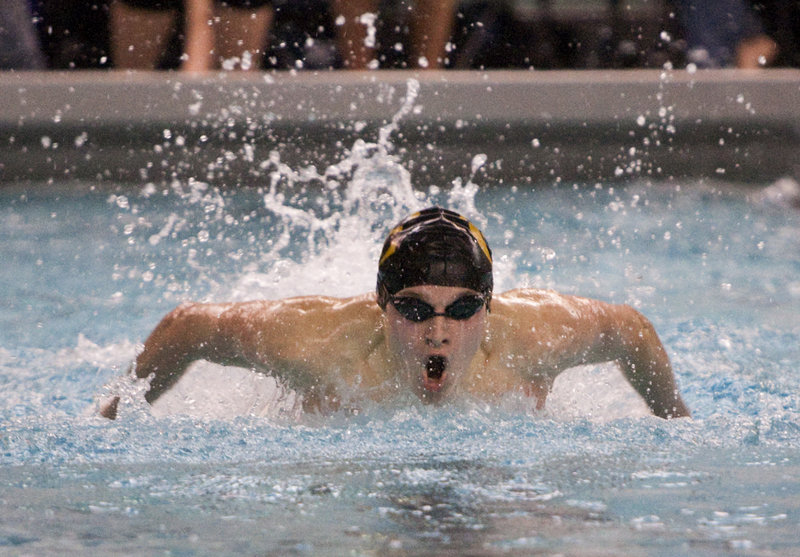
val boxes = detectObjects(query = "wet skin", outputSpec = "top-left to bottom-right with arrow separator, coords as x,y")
100,285 -> 691,419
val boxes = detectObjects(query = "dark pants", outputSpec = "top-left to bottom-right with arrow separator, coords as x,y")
0,0 -> 46,70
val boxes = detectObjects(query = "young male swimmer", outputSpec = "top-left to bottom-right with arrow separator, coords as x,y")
100,207 -> 690,419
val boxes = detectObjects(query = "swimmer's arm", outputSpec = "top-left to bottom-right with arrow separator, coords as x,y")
100,302 -> 255,419
100,296 -> 373,419
505,291 -> 690,419
138,302 -> 261,402
596,304 -> 691,419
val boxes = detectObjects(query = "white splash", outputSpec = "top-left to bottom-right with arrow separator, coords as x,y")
230,78 -> 427,301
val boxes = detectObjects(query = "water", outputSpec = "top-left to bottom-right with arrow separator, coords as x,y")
2,132 -> 800,554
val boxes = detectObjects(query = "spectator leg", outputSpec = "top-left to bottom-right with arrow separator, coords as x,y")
110,0 -> 177,69
331,0 -> 378,69
214,4 -> 274,70
409,0 -> 456,68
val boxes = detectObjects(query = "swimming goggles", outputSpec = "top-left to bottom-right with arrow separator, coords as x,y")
390,295 -> 485,322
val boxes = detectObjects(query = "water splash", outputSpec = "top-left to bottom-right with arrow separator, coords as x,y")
230,78 -> 432,299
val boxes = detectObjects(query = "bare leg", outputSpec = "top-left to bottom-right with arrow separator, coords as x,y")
110,0 -> 177,69
736,34 -> 779,68
214,4 -> 273,70
410,0 -> 456,69
332,0 -> 378,69
181,0 -> 215,71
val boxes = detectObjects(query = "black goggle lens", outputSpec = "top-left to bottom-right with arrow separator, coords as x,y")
391,295 -> 485,322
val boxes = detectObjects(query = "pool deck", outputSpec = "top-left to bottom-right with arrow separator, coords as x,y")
1,69 -> 799,186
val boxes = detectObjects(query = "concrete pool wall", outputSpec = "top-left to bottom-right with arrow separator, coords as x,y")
1,70 -> 799,186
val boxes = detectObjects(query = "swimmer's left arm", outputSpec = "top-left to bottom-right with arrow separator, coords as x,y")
498,290 -> 689,419
596,303 -> 691,419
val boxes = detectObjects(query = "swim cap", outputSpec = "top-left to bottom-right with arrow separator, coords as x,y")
376,207 -> 493,309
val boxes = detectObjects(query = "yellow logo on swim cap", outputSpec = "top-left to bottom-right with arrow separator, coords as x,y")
379,239 -> 398,266
378,217 -> 417,266
467,221 -> 492,264
379,209 -> 492,266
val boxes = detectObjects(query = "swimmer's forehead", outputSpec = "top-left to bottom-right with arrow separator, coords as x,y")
394,285 -> 481,301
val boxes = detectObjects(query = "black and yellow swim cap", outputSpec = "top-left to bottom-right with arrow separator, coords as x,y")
376,207 -> 493,309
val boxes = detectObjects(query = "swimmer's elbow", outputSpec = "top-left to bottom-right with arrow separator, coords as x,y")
165,301 -> 207,327
606,304 -> 662,352
150,302 -> 201,341
137,302 -> 218,379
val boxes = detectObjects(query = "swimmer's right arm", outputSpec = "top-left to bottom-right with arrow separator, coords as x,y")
140,302 -> 256,401
99,295 -> 377,419
100,302 -> 258,419
99,296 -> 368,419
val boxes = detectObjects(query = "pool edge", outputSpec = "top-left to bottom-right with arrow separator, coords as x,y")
2,69 -> 799,186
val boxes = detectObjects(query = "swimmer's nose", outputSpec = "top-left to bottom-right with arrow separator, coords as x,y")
425,316 -> 449,347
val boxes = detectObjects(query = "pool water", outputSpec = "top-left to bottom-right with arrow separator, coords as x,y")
2,142 -> 800,555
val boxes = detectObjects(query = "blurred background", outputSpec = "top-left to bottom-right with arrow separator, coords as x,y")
12,0 -> 800,72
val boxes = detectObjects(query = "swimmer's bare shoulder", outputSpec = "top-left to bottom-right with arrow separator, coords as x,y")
219,293 -> 384,370
489,288 -> 690,418
487,288 -> 615,369
160,293 -> 383,378
100,294 -> 383,419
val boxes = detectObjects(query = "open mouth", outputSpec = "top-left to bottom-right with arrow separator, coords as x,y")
423,355 -> 448,391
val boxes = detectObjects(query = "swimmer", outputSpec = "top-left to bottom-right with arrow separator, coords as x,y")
100,207 -> 690,419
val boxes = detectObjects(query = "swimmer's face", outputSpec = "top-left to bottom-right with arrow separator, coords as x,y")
384,285 -> 487,403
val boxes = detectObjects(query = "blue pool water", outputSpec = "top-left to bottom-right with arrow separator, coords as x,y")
2,136 -> 800,554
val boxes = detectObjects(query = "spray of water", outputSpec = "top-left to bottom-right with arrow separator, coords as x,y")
228,77 -> 492,300
115,78 -> 495,303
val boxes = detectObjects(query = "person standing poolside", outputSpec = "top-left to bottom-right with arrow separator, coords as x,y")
110,0 -> 273,71
100,207 -> 690,419
332,0 -> 457,69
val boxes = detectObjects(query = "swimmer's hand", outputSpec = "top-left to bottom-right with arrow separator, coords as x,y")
99,395 -> 120,420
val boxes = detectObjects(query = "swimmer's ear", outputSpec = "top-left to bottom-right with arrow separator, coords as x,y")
376,282 -> 390,310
